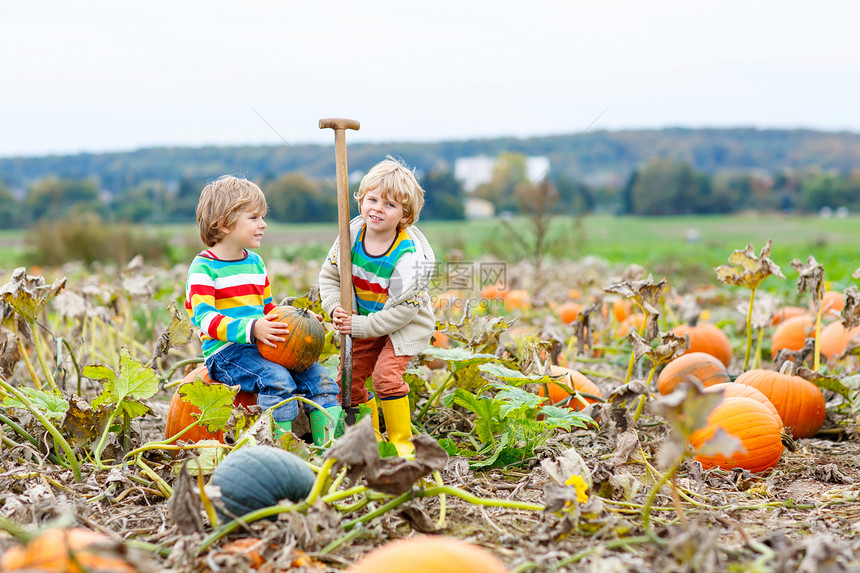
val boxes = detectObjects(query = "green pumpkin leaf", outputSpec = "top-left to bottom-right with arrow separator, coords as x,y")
478,362 -> 554,385
88,346 -> 159,411
178,377 -> 238,432
447,388 -> 501,445
492,383 -> 544,418
539,405 -> 593,430
421,346 -> 497,367
2,387 -> 69,419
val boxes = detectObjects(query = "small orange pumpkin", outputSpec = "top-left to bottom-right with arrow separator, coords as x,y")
735,363 -> 825,439
428,329 -> 450,370
672,322 -> 733,367
688,396 -> 784,474
165,366 -> 257,447
0,527 -> 136,573
817,290 -> 845,319
257,306 -> 325,371
616,313 -> 644,340
818,321 -> 860,360
770,314 -> 815,359
612,299 -> 633,322
538,365 -> 602,411
705,382 -> 782,428
771,306 -> 808,326
503,289 -> 531,311
656,352 -> 730,395
480,284 -> 507,300
557,301 -> 583,324
345,535 -> 508,573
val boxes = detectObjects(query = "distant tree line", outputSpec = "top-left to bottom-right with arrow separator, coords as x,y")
2,154 -> 858,231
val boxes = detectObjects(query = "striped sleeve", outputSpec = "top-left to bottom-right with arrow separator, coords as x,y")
185,252 -> 271,346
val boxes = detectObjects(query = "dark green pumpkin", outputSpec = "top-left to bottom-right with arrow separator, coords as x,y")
210,445 -> 315,520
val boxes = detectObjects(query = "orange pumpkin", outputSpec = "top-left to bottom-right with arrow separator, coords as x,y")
612,299 -> 633,322
345,535 -> 508,573
538,365 -> 602,411
503,289 -> 531,311
771,306 -> 808,326
770,314 -> 814,359
481,284 -> 507,300
557,301 -> 583,324
672,323 -> 733,367
688,396 -> 784,474
818,321 -> 860,360
656,352 -> 730,395
165,366 -> 257,446
616,313 -> 644,339
257,306 -> 325,371
428,330 -> 450,370
735,365 -> 825,439
705,382 -> 783,428
0,527 -> 136,573
817,290 -> 845,319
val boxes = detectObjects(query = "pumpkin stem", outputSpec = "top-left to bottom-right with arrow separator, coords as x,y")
778,360 -> 794,376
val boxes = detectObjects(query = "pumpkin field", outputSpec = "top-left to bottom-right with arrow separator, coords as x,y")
2,218 -> 860,572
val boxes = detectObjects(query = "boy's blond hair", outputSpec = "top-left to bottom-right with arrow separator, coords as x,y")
196,176 -> 267,247
354,156 -> 425,228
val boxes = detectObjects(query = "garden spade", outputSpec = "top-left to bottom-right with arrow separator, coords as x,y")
319,118 -> 360,420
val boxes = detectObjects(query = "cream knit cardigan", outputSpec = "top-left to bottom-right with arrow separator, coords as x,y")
318,217 -> 436,357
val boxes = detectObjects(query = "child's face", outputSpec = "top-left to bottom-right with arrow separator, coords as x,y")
222,209 -> 267,251
360,188 -> 408,237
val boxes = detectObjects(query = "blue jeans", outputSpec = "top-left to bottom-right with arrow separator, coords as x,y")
205,343 -> 340,422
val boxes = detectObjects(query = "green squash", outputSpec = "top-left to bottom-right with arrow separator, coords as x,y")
210,445 -> 315,520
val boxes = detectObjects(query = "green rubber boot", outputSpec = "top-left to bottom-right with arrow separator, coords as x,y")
309,406 -> 344,446
273,420 -> 292,441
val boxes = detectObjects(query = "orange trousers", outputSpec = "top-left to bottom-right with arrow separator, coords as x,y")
337,336 -> 412,406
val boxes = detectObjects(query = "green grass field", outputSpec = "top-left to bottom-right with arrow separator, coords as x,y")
2,214 -> 858,290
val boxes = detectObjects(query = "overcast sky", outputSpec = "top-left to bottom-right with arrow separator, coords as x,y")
2,1 -> 859,158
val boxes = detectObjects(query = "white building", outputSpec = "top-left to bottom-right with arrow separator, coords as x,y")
454,155 -> 551,193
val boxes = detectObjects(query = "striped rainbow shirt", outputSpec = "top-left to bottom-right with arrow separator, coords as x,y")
352,226 -> 417,315
185,249 -> 276,358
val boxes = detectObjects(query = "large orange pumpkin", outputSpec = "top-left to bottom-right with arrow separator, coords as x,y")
705,382 -> 782,429
735,365 -> 825,439
818,321 -> 860,360
0,527 -> 136,573
688,396 -> 784,474
257,306 -> 325,371
345,535 -> 508,573
165,366 -> 257,446
538,365 -> 602,411
672,323 -> 733,367
770,314 -> 814,359
656,352 -> 730,395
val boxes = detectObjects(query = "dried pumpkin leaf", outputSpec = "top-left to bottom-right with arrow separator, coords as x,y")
840,286 -> 860,329
0,267 -> 67,323
627,331 -> 687,367
791,256 -> 825,310
714,240 -> 784,290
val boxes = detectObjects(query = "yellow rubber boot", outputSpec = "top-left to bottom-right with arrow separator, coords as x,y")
380,396 -> 414,456
360,393 -> 382,441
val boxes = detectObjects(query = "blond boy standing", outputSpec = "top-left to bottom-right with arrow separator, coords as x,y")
319,157 -> 436,455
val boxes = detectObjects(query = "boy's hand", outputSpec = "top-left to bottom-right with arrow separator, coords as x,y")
332,306 -> 354,335
254,312 -> 290,347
